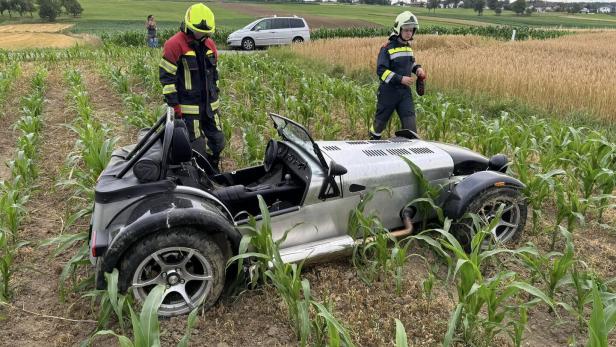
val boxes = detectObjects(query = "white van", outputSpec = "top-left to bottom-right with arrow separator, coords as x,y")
227,16 -> 310,50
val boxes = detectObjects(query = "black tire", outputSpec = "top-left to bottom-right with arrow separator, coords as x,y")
451,186 -> 527,251
292,36 -> 304,44
241,37 -> 255,51
118,227 -> 227,316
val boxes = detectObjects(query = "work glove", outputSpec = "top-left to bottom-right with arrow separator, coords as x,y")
416,70 -> 427,96
172,104 -> 182,118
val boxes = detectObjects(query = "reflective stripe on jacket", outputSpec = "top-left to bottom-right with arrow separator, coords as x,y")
159,32 -> 219,117
376,37 -> 421,87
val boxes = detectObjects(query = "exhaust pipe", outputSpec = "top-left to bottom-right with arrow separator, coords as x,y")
278,207 -> 416,264
360,206 -> 415,244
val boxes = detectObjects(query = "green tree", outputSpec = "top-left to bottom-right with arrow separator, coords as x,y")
62,0 -> 81,17
38,0 -> 60,21
0,0 -> 9,16
21,0 -> 34,16
473,0 -> 486,15
487,0 -> 498,10
512,0 -> 526,15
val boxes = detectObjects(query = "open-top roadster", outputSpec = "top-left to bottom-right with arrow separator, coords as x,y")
89,110 -> 527,316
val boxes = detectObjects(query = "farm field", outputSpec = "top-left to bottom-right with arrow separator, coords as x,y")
288,31 -> 616,123
0,31 -> 615,346
0,1 -> 616,346
3,0 -> 616,34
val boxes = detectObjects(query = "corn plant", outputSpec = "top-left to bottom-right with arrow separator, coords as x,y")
586,282 -> 616,347
0,63 -> 20,106
88,270 -> 201,347
402,157 -> 444,230
394,318 -> 409,347
81,269 -> 132,332
41,231 -> 91,300
424,217 -> 554,346
229,196 -> 354,346
553,180 -> 586,250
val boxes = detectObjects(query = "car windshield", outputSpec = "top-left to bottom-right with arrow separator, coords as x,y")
243,19 -> 260,29
269,113 -> 328,170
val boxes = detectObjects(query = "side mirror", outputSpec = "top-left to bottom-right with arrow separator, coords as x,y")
328,160 -> 347,176
319,161 -> 347,200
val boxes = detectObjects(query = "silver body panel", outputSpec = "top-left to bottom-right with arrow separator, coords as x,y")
253,139 -> 455,251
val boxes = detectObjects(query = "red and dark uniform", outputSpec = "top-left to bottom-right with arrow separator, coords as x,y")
159,31 -> 224,167
370,38 -> 422,139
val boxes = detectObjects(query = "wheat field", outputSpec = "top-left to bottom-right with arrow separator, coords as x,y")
291,32 -> 616,121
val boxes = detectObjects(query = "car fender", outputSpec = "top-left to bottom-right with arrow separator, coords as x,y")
443,171 -> 525,220
96,199 -> 240,289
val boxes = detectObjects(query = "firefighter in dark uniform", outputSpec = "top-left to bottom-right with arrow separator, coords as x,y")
159,3 -> 224,171
370,11 -> 427,140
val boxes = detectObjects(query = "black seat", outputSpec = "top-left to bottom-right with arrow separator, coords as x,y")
169,120 -> 192,165
133,120 -> 192,182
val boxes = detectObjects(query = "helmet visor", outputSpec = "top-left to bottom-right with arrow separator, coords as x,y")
193,19 -> 212,32
400,24 -> 416,33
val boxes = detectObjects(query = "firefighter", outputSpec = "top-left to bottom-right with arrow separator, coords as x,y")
159,3 -> 224,171
370,11 -> 426,140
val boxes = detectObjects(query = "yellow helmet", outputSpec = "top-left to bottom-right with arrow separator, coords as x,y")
184,3 -> 215,34
393,11 -> 419,36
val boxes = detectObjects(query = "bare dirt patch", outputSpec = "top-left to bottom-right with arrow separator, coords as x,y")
219,2 -> 380,28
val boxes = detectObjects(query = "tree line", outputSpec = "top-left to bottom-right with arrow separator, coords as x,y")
0,0 -> 83,21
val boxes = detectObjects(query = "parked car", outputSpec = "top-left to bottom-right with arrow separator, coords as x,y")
227,16 -> 310,50
89,110 -> 527,316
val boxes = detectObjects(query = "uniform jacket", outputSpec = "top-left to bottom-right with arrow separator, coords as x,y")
159,31 -> 219,117
376,37 -> 421,88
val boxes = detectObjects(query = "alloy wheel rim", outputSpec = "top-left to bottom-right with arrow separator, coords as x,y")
132,246 -> 213,316
477,196 -> 522,244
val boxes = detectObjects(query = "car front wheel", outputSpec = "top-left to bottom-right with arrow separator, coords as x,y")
118,227 -> 226,316
452,186 -> 527,250
292,36 -> 304,44
242,37 -> 255,51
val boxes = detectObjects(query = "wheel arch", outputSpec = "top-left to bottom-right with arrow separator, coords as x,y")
241,36 -> 255,48
444,171 -> 525,220
96,204 -> 240,290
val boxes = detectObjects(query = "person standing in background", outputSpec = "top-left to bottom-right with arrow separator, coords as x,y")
146,15 -> 158,48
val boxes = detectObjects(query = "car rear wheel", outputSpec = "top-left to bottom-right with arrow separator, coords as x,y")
292,36 -> 304,44
242,37 -> 255,51
452,186 -> 527,250
118,227 -> 226,316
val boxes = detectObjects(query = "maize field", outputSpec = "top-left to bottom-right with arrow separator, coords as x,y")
0,34 -> 614,346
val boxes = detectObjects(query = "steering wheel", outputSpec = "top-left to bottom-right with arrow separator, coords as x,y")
263,139 -> 278,172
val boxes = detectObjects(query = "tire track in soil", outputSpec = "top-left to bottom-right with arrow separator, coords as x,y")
0,66 -> 96,346
0,65 -> 34,182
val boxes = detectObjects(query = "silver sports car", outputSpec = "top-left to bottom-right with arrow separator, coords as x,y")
89,111 -> 527,316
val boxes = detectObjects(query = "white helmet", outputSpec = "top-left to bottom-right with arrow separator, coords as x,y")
393,11 -> 419,37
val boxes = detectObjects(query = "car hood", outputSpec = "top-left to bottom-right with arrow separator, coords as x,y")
317,138 -> 455,188
228,28 -> 249,37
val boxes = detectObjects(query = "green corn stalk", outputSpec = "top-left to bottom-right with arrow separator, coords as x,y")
394,318 -> 409,347
228,196 -> 353,346
553,180 -> 586,250
93,284 -> 166,347
423,216 -> 554,345
586,282 -> 616,347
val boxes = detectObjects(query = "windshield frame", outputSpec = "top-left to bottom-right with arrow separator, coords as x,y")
269,113 -> 329,172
